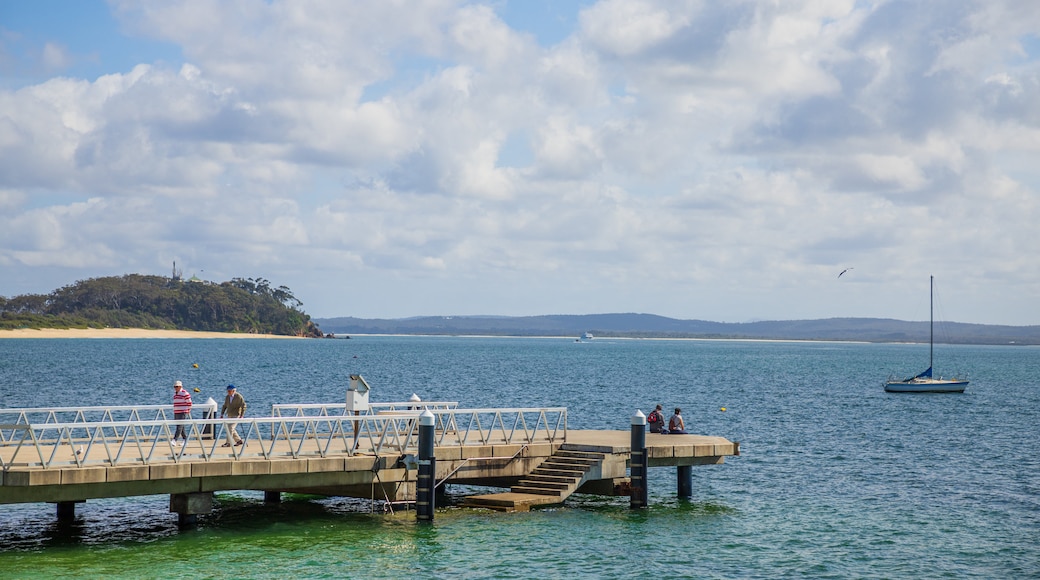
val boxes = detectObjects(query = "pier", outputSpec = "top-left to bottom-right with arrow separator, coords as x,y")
1,395 -> 738,523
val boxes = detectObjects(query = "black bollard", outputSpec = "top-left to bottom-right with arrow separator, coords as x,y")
416,410 -> 436,521
630,410 -> 648,509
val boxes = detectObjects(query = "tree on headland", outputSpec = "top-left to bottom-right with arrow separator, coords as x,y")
0,274 -> 323,337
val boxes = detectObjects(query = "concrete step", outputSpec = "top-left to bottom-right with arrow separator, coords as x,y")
555,451 -> 603,461
517,480 -> 574,488
514,485 -> 570,496
520,478 -> 578,486
536,469 -> 586,480
550,456 -> 600,465
539,459 -> 595,470
511,486 -> 564,496
463,492 -> 565,511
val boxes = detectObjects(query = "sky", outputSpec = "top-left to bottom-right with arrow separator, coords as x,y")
1,1 -> 1039,325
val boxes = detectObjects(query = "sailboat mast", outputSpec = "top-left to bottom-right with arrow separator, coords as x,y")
929,275 -> 934,371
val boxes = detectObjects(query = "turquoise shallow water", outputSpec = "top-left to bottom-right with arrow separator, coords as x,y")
0,337 -> 1038,578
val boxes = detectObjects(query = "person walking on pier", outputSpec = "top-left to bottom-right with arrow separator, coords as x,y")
220,384 -> 246,447
668,407 -> 687,435
647,404 -> 665,434
172,380 -> 192,445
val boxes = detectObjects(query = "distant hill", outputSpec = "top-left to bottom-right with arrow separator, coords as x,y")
314,313 -> 1040,345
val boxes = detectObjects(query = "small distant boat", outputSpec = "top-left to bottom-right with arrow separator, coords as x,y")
884,276 -> 968,393
582,332 -> 594,340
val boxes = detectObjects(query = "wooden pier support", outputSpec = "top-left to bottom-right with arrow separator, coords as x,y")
677,465 -> 692,498
630,410 -> 648,509
264,491 -> 281,504
416,410 -> 436,521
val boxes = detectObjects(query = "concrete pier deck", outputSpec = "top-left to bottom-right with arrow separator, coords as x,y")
1,398 -> 738,520
566,430 -> 739,462
1,429 -> 737,511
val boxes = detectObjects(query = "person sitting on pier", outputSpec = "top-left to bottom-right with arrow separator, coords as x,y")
220,384 -> 247,447
172,380 -> 192,445
647,404 -> 665,434
668,407 -> 687,434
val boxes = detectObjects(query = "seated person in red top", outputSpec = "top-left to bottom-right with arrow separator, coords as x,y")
668,407 -> 687,434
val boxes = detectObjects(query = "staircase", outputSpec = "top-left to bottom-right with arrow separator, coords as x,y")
511,450 -> 602,496
463,449 -> 605,512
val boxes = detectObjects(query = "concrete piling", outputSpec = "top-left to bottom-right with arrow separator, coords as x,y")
416,410 -> 436,521
55,501 -> 80,522
170,492 -> 213,527
630,410 -> 648,509
677,465 -> 692,498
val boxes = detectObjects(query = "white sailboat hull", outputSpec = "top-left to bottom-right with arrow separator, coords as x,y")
884,378 -> 968,393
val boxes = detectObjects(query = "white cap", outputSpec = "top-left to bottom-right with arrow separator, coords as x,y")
419,410 -> 435,426
409,393 -> 421,402
631,409 -> 646,426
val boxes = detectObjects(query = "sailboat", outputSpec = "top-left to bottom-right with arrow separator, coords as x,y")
884,276 -> 969,393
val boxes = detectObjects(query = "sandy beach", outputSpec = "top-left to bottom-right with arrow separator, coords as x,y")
0,328 -> 299,339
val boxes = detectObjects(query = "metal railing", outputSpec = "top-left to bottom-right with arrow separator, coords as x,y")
0,406 -> 567,470
0,404 -> 219,431
271,401 -> 459,417
0,401 -> 459,431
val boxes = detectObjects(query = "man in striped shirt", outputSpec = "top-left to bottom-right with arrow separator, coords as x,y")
172,380 -> 192,445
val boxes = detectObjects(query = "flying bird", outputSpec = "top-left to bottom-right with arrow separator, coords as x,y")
838,268 -> 854,279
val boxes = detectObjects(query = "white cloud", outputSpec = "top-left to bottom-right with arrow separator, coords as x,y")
579,0 -> 695,57
1,0 -> 1038,325
531,116 -> 602,179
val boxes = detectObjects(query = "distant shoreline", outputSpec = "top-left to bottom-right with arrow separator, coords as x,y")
317,314 -> 1040,345
0,328 -> 298,339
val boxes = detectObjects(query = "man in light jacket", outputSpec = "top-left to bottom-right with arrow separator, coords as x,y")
220,384 -> 247,447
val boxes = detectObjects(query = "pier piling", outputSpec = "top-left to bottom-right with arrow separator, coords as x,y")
170,492 -> 213,528
55,501 -> 81,522
630,410 -> 648,509
677,465 -> 692,498
416,410 -> 436,521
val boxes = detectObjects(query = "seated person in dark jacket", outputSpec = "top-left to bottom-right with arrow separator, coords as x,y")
647,404 -> 666,433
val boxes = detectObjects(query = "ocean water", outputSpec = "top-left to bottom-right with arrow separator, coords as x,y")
0,336 -> 1037,579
